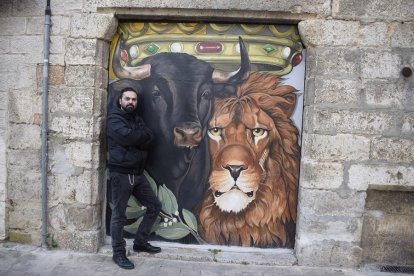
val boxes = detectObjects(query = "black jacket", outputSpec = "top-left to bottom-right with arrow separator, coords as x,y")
107,104 -> 154,174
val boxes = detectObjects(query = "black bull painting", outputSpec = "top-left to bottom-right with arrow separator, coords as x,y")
107,36 -> 251,215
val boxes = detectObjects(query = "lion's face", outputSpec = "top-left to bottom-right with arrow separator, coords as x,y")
207,100 -> 275,213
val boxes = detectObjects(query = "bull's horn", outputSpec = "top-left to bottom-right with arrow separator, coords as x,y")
212,36 -> 250,84
112,35 -> 151,80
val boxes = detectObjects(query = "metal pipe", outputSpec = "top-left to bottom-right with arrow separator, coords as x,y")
41,0 -> 51,248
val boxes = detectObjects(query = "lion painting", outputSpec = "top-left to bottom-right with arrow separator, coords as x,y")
197,72 -> 300,248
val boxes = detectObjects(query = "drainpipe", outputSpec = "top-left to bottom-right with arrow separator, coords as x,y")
41,0 -> 51,248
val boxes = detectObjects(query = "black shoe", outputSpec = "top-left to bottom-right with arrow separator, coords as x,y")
133,242 -> 161,254
112,254 -> 134,269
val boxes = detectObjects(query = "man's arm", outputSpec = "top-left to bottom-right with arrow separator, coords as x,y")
107,115 -> 151,147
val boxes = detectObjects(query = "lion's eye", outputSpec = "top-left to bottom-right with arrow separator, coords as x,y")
208,127 -> 222,136
252,128 -> 267,137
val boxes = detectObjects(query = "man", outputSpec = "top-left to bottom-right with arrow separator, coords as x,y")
107,87 -> 162,270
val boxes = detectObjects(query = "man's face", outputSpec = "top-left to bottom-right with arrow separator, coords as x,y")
119,91 -> 138,113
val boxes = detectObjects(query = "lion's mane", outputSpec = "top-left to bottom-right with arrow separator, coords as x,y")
197,72 -> 300,248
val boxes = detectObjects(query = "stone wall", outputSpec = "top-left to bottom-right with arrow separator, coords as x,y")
0,0 -> 413,267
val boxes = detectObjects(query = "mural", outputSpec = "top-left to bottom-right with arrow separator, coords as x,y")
107,22 -> 304,248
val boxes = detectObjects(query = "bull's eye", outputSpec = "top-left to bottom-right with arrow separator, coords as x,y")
251,128 -> 267,138
201,89 -> 212,100
208,127 -> 222,136
152,89 -> 161,98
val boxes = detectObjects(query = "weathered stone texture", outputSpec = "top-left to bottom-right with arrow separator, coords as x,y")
402,112 -> 414,135
49,87 -> 94,114
65,66 -> 96,87
12,0 -> 44,17
364,79 -> 406,108
26,17 -> 43,35
301,161 -> 343,189
311,48 -> 360,77
299,20 -> 359,48
297,215 -> 362,243
370,138 -> 414,163
348,164 -> 414,191
0,201 -> 6,239
49,203 -> 100,231
305,134 -> 370,161
314,79 -> 360,105
36,65 -> 65,88
361,51 -> 401,78
53,230 -> 101,253
7,170 -> 41,200
8,201 -> 42,231
358,22 -> 388,47
49,116 -> 93,139
71,13 -> 117,41
50,16 -> 71,36
9,124 -> 41,150
313,109 -> 396,135
0,18 -> 26,35
0,37 -> 10,53
10,36 -> 43,56
332,0 -> 414,21
296,239 -> 362,267
299,188 -> 366,217
391,22 -> 414,48
65,38 -> 100,65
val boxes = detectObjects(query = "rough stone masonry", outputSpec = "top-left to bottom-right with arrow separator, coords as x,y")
0,0 -> 413,268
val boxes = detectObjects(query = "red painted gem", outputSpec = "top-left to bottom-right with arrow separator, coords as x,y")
196,42 -> 223,53
120,49 -> 128,62
292,53 -> 302,66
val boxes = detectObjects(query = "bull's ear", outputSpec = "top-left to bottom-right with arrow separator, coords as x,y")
212,84 -> 237,98
107,78 -> 142,106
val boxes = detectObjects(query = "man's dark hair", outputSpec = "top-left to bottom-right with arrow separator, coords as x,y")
119,87 -> 139,99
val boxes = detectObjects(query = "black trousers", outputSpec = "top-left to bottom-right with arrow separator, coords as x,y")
109,172 -> 161,255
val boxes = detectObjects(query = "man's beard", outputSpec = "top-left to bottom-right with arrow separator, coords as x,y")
125,105 -> 135,113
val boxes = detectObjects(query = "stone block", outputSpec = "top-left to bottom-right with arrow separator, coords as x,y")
65,65 -> 96,87
67,204 -> 101,230
49,116 -> 93,139
358,22 -> 388,47
9,231 -> 32,244
371,137 -> 414,163
314,78 -> 360,105
14,65 -> 37,90
65,38 -> 99,65
8,201 -> 42,230
12,0 -> 44,16
313,109 -> 396,135
8,149 -> 40,170
0,72 -> 14,91
348,164 -> 414,191
299,19 -> 359,48
297,215 -> 362,243
8,169 -> 41,200
8,89 -> 41,124
51,0 -> 83,15
306,134 -> 370,161
365,190 -> 414,215
49,144 -> 83,178
299,188 -> 366,217
0,0 -> 12,17
361,50 -> 401,78
53,230 -> 101,252
10,36 -> 43,55
71,13 -> 117,41
64,141 -> 93,169
296,239 -> 362,267
36,64 -> 65,87
49,36 -> 65,54
26,16 -> 43,35
49,87 -> 94,114
0,37 -> 9,53
0,18 -> 26,35
301,160 -> 344,189
312,48 -> 360,78
364,79 -> 405,108
391,22 -> 414,48
50,16 -> 71,36
9,123 -> 41,150
333,0 -> 414,21
49,53 -> 65,66
402,112 -> 414,135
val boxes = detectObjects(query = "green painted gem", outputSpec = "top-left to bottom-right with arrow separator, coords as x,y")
146,43 -> 160,54
263,44 -> 275,53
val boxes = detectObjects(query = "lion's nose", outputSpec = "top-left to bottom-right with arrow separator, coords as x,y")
224,164 -> 247,181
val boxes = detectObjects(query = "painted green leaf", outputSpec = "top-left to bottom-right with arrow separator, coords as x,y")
124,217 -> 143,234
163,184 -> 179,214
155,222 -> 190,240
125,207 -> 146,220
182,208 -> 198,232
158,184 -> 176,215
127,196 -> 141,208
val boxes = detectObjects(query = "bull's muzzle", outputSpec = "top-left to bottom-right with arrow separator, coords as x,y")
173,126 -> 202,147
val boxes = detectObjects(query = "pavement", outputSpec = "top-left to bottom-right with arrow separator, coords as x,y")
0,240 -> 407,276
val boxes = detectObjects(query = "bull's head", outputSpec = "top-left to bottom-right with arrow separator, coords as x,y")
111,35 -> 250,149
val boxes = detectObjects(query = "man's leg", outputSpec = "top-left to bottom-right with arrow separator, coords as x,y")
110,172 -> 134,269
132,174 -> 162,250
